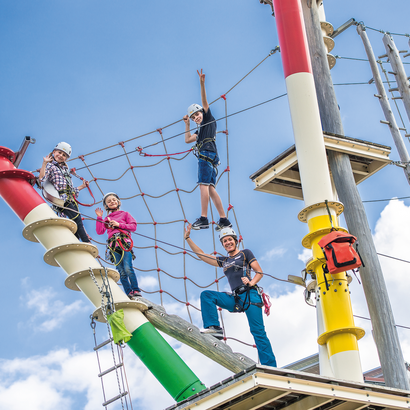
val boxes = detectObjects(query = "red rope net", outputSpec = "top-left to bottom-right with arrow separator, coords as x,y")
66,96 -> 255,350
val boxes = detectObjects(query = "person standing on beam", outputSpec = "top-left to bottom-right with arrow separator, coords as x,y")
184,223 -> 277,367
183,69 -> 232,231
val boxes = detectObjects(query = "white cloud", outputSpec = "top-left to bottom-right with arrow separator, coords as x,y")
298,248 -> 312,264
21,287 -> 88,332
0,349 -> 99,410
260,246 -> 287,261
139,275 -> 158,290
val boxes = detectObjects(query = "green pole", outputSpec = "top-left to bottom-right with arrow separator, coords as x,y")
127,322 -> 206,401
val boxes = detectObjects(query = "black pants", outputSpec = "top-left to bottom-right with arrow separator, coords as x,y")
62,202 -> 90,243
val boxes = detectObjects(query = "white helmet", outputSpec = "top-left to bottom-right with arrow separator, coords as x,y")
103,192 -> 121,211
187,103 -> 203,118
219,227 -> 237,243
54,142 -> 72,158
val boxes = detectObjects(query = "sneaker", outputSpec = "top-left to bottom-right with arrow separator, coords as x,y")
200,326 -> 223,340
215,218 -> 232,232
128,290 -> 142,298
191,216 -> 209,230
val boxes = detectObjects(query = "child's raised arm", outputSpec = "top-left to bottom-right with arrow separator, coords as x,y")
183,115 -> 197,144
197,69 -> 209,113
39,154 -> 53,180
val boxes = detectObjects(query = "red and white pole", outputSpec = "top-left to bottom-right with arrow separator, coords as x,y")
272,0 -> 364,382
0,146 -> 205,401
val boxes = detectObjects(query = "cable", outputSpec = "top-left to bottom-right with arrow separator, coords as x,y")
354,314 -> 410,330
377,253 -> 410,264
333,80 -> 397,86
68,94 -> 287,172
66,50 -> 280,163
364,25 -> 410,38
362,196 -> 410,203
335,55 -> 369,62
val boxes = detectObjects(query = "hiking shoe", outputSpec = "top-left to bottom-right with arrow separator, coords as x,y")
215,218 -> 232,232
200,326 -> 223,340
191,216 -> 209,230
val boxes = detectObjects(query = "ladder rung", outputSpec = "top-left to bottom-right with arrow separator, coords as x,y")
94,337 -> 114,351
399,127 -> 407,131
392,96 -> 403,100
102,392 -> 128,407
98,363 -> 123,377
389,87 -> 399,92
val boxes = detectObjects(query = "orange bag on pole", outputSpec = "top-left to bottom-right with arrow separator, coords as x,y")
318,231 -> 362,274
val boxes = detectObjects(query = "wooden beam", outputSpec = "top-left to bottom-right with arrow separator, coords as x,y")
357,25 -> 410,185
139,297 -> 256,374
283,395 -> 334,410
383,34 -> 410,124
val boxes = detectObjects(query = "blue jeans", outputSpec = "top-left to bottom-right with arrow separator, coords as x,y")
113,251 -> 140,296
200,289 -> 277,367
197,150 -> 219,186
62,201 -> 90,243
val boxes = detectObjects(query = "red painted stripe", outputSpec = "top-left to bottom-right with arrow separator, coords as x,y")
273,0 -> 312,77
0,152 -> 45,220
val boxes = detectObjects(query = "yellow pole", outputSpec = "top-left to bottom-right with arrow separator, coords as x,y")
301,209 -> 364,381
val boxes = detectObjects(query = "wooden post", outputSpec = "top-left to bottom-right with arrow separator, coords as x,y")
301,0 -> 410,391
383,34 -> 410,123
357,24 -> 410,185
140,297 -> 256,373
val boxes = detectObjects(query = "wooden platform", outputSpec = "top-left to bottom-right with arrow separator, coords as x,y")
166,365 -> 410,410
250,132 -> 391,200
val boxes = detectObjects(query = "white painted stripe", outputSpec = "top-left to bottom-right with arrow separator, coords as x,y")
316,293 -> 334,377
330,350 -> 363,382
285,73 -> 335,211
23,203 -> 148,334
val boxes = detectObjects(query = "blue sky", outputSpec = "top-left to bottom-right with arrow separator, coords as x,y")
1,1 -> 410,409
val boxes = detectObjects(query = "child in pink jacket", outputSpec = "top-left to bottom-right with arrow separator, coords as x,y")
95,192 -> 141,298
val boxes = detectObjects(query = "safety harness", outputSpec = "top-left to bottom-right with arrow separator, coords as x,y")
105,228 -> 135,266
221,251 -> 265,313
193,130 -> 220,169
56,163 -> 77,204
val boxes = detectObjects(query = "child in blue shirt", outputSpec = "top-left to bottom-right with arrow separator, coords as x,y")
183,69 -> 232,231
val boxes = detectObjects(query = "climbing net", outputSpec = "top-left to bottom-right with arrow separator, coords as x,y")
38,50 -> 285,355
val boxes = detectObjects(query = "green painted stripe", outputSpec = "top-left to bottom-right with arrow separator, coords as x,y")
127,322 -> 206,401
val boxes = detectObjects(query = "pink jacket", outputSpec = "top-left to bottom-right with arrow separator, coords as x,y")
96,210 -> 137,240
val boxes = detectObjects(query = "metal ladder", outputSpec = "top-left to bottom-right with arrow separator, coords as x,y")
89,267 -> 133,409
91,327 -> 132,409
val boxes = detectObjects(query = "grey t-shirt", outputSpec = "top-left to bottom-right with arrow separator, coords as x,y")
217,249 -> 256,291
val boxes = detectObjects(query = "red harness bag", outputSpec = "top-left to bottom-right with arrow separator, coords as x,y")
318,231 -> 362,274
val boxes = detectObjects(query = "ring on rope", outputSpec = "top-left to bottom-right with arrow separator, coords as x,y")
137,147 -> 193,158
70,167 -> 96,207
